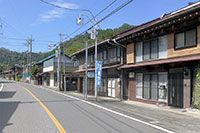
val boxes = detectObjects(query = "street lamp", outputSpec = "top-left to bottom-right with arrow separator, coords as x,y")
77,14 -> 98,101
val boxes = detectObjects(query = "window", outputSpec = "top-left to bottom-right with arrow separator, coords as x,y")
143,39 -> 158,60
98,51 -> 102,61
150,40 -> 158,59
175,28 -> 196,49
143,74 -> 150,99
136,74 -> 143,98
117,46 -> 121,57
136,73 -> 167,101
136,36 -> 167,62
103,50 -> 107,60
143,41 -> 150,60
151,74 -> 158,100
136,42 -> 142,62
90,54 -> 94,62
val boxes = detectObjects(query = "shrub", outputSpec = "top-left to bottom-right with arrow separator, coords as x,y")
192,66 -> 200,109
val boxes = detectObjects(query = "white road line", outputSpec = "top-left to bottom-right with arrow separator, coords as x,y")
25,84 -> 175,133
0,82 -> 4,92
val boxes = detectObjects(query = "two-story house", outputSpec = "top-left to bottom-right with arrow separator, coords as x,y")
71,39 -> 125,98
34,53 -> 77,91
112,2 -> 200,108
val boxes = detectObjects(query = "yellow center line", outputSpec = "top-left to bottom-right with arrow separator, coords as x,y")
17,84 -> 66,133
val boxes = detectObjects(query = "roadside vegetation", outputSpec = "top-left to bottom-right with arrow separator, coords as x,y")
192,66 -> 200,109
30,65 -> 40,80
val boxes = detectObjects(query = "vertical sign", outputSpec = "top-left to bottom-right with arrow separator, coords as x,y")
96,61 -> 102,87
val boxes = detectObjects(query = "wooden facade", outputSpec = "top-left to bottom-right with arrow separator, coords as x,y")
71,41 -> 124,98
168,26 -> 200,58
126,43 -> 134,64
114,3 -> 200,108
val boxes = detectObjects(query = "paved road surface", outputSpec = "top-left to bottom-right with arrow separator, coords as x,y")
0,80 -> 172,133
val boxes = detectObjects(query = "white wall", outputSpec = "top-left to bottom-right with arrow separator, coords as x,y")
43,66 -> 54,73
50,72 -> 54,87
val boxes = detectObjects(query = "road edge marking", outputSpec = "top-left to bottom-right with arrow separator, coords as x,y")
0,82 -> 4,92
36,85 -> 175,133
17,84 -> 66,133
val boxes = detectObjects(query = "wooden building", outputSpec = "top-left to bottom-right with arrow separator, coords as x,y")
71,39 -> 125,98
112,2 -> 200,108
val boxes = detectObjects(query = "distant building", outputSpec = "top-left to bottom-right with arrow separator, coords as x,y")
33,53 -> 78,91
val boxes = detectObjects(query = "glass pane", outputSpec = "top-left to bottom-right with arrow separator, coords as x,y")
117,47 -> 121,57
175,32 -> 184,48
136,74 -> 143,98
103,50 -> 107,59
151,74 -> 158,100
143,75 -> 150,99
186,29 -> 196,46
136,42 -> 142,62
150,40 -> 158,59
143,41 -> 150,60
159,74 -> 167,100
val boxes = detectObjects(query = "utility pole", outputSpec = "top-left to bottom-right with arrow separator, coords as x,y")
28,35 -> 33,83
85,40 -> 88,98
57,33 -> 62,90
26,42 -> 29,82
58,33 -> 67,91
77,14 -> 98,101
94,29 -> 98,101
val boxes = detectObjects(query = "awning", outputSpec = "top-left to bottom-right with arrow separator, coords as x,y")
120,55 -> 200,69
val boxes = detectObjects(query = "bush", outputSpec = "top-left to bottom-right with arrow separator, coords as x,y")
8,74 -> 12,80
16,74 -> 22,81
192,104 -> 200,109
192,66 -> 200,109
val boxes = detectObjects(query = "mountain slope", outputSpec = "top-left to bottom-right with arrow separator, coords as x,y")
0,47 -> 46,66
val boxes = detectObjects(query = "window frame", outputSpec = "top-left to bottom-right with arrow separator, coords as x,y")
142,39 -> 159,61
174,28 -> 197,50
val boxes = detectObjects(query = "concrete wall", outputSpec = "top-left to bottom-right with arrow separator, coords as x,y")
183,67 -> 191,108
50,72 -> 54,87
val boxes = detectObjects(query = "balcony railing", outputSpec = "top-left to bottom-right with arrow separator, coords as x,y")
82,57 -> 121,69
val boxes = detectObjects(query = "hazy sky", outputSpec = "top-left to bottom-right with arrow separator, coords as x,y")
0,0 -> 198,53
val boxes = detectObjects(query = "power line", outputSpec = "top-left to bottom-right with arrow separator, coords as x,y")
65,0 -> 133,42
40,0 -> 117,33
0,17 -> 27,38
39,0 -> 132,49
40,0 -> 102,27
0,36 -> 57,43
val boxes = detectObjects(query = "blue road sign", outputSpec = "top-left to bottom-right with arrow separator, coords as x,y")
88,72 -> 95,78
96,61 -> 102,87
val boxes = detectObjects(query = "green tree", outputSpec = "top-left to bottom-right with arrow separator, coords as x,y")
30,65 -> 40,80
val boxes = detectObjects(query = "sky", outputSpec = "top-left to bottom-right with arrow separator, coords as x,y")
0,0 -> 198,53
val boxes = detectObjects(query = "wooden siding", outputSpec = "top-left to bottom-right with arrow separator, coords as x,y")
168,26 -> 200,58
126,43 -> 134,64
78,55 -> 84,70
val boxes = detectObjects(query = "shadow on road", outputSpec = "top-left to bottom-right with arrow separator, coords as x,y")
0,101 -> 19,132
0,91 -> 16,98
0,81 -> 15,84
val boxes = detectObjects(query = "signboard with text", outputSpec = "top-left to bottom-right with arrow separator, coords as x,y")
88,72 -> 95,78
96,61 -> 102,88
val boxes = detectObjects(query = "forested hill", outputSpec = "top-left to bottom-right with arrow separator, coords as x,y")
0,23 -> 134,68
0,47 -> 46,66
44,23 -> 134,58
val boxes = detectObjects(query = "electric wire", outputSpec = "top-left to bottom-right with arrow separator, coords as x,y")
63,0 -> 133,42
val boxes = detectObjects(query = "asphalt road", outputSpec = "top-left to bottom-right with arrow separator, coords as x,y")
0,80 -> 171,133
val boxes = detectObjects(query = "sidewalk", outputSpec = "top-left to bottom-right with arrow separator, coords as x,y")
61,90 -> 200,133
